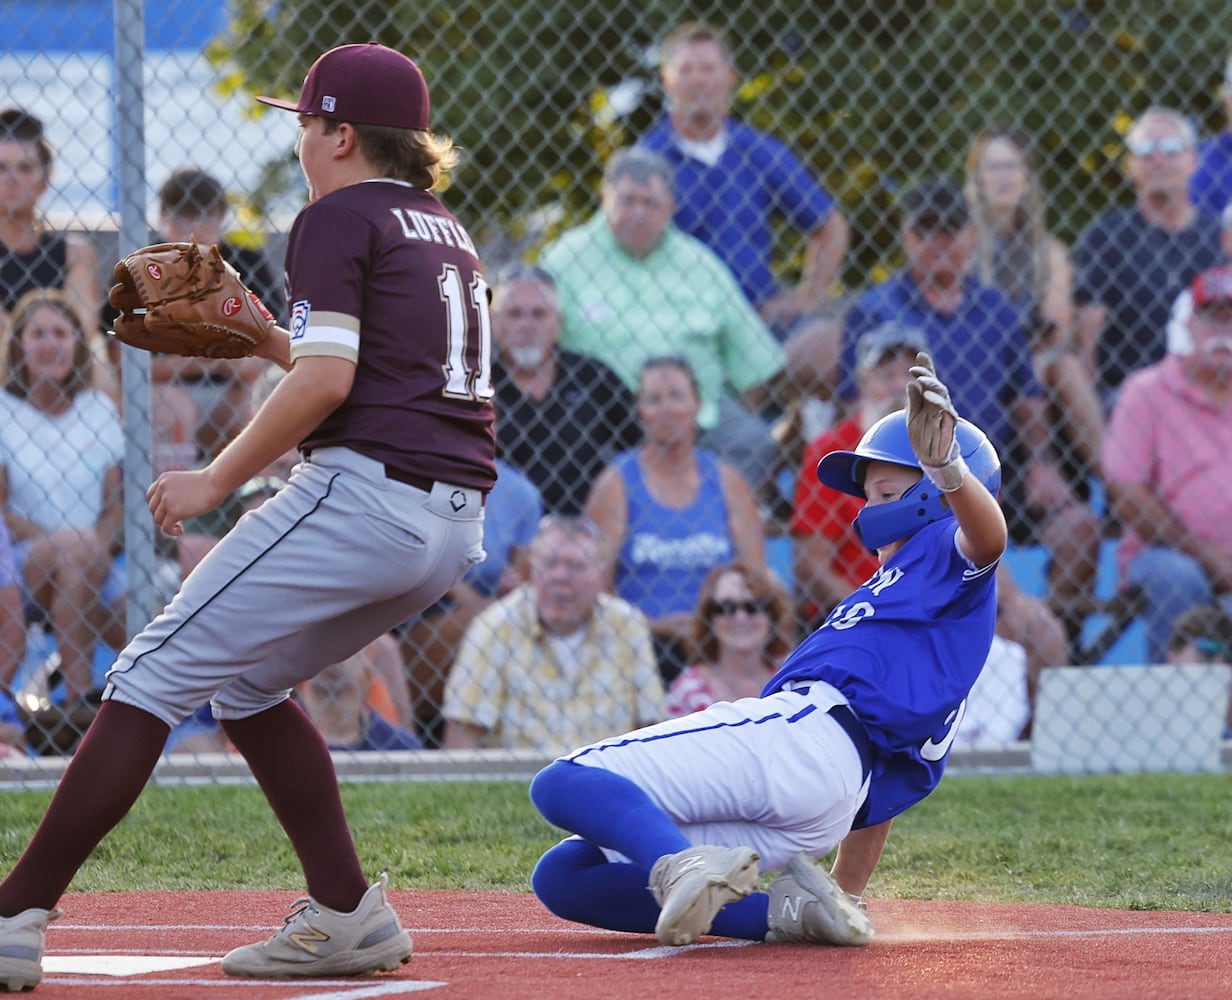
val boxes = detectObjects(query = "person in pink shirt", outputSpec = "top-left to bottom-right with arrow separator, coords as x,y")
1103,264 -> 1232,661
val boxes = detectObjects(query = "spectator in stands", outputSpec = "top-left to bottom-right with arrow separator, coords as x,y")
796,321 -> 1067,718
0,289 -> 123,707
638,20 -> 843,417
491,264 -> 639,514
666,560 -> 792,718
0,107 -> 118,413
1167,202 -> 1232,355
1165,604 -> 1232,733
442,514 -> 663,753
539,147 -> 787,496
641,22 -> 848,329
1190,54 -> 1232,220
0,108 -> 100,344
838,179 -> 1099,652
150,167 -> 280,460
298,638 -> 424,752
1073,107 -> 1223,409
951,634 -> 1031,749
586,355 -> 766,682
1102,264 -> 1232,663
400,456 -> 542,747
793,322 -> 928,629
964,125 -> 1103,485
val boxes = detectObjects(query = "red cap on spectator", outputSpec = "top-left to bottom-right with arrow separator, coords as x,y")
256,42 -> 430,130
1191,266 -> 1232,309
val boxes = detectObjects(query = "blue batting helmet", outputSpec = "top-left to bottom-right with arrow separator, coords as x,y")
816,409 -> 1000,552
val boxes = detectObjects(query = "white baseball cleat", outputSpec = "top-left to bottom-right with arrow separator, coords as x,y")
765,851 -> 874,946
0,906 -> 60,993
649,845 -> 760,946
221,874 -> 412,978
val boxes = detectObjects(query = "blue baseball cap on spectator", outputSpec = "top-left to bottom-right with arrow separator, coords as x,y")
900,178 -> 969,232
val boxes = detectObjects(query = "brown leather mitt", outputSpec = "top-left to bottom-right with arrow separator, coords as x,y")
108,241 -> 276,359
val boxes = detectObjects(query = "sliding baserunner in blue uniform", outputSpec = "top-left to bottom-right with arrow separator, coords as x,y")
529,352 -> 1006,948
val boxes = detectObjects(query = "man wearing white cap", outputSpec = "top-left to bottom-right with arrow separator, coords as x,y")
1166,201 -> 1232,355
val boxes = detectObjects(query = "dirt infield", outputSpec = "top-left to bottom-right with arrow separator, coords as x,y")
27,889 -> 1232,998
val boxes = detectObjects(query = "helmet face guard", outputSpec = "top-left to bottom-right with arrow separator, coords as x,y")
816,409 -> 1000,553
850,476 -> 950,552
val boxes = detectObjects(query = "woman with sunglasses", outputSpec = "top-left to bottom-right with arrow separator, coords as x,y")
667,561 -> 792,717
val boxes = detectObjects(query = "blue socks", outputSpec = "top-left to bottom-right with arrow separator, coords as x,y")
530,760 -> 690,868
528,760 -> 770,941
530,837 -> 770,940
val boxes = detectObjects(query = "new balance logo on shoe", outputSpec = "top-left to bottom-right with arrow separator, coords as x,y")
649,845 -> 760,947
777,893 -> 804,923
765,853 -> 874,947
288,923 -> 330,954
221,875 -> 413,978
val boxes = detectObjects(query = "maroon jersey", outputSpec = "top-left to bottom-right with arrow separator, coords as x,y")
286,180 -> 496,492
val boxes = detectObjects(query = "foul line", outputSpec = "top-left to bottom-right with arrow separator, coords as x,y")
43,978 -> 445,997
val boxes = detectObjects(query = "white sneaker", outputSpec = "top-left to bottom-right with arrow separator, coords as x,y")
221,875 -> 412,978
0,907 -> 60,993
765,852 -> 874,946
648,845 -> 760,946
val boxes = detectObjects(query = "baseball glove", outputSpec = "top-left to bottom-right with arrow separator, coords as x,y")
108,241 -> 276,359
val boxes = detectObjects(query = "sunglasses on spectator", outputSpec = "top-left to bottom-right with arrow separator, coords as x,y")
1127,135 -> 1192,157
708,598 -> 769,618
1191,638 -> 1231,663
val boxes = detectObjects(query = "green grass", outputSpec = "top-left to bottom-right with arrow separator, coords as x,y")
2,771 -> 1230,910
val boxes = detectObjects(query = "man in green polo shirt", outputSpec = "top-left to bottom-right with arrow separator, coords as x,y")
539,148 -> 787,494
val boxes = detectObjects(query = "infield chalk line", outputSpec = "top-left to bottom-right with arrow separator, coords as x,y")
42,978 -> 445,997
877,925 -> 1232,942
55,921 -> 1232,941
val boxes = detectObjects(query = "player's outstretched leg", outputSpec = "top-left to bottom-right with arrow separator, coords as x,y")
221,874 -> 412,978
0,907 -> 60,992
765,851 -> 874,946
649,845 -> 761,946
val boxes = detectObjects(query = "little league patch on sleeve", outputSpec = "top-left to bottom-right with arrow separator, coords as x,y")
291,299 -> 311,340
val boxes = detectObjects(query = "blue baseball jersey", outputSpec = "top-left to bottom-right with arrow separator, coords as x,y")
763,519 -> 997,828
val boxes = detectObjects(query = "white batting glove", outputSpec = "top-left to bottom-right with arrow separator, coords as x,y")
906,351 -> 968,493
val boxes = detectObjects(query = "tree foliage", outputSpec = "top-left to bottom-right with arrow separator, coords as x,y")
209,0 -> 1229,280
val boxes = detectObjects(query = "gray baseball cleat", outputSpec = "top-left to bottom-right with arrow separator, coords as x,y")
221,874 -> 412,978
0,906 -> 60,993
765,852 -> 874,946
649,844 -> 761,946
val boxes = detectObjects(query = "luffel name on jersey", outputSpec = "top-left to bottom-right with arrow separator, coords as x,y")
390,207 -> 478,257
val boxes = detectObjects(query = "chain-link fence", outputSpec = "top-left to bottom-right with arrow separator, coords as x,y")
1,1 -> 1231,781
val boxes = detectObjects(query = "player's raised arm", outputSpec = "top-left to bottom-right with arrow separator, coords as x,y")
906,351 -> 1007,568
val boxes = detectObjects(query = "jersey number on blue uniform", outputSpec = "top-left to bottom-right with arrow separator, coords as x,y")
439,264 -> 494,401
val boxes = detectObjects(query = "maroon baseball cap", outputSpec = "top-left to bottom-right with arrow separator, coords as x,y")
1191,265 -> 1232,310
256,42 -> 430,130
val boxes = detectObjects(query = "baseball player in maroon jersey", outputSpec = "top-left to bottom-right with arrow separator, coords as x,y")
0,43 -> 495,991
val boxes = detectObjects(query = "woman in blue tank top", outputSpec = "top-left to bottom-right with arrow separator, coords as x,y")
586,356 -> 766,677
